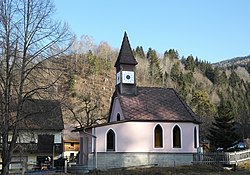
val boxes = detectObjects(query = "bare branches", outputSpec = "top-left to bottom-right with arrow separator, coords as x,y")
63,92 -> 106,128
0,0 -> 72,173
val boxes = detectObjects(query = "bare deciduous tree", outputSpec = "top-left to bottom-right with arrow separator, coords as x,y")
0,0 -> 71,174
64,92 -> 106,128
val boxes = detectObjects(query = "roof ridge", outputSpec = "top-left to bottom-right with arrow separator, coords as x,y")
138,86 -> 175,90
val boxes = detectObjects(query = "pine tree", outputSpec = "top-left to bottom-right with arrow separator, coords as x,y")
191,90 -> 216,138
205,64 -> 215,83
146,48 -> 162,83
164,49 -> 179,59
135,46 -> 145,59
86,50 -> 100,75
229,70 -> 241,87
213,67 -> 220,84
247,62 -> 250,74
217,70 -> 228,85
184,55 -> 196,72
208,100 -> 239,150
170,62 -> 181,82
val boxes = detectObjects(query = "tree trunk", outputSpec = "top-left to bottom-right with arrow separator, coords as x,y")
1,145 -> 11,175
0,0 -> 71,174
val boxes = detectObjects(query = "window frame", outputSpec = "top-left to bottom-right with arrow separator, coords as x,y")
106,129 -> 116,152
194,126 -> 197,148
172,125 -> 182,148
153,124 -> 164,149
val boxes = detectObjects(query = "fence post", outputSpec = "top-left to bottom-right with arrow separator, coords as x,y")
21,161 -> 25,175
64,160 -> 67,173
197,147 -> 203,161
232,151 -> 237,171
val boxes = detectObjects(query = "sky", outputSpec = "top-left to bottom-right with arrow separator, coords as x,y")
54,0 -> 250,63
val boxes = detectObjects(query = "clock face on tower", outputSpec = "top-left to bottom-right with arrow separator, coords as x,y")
122,71 -> 134,84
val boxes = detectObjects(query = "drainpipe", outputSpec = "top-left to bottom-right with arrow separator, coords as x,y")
83,128 -> 97,170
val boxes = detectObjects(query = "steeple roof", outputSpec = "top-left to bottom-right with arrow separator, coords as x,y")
114,32 -> 138,67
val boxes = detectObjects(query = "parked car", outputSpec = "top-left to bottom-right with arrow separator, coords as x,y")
227,142 -> 247,152
216,147 -> 224,152
234,142 -> 247,150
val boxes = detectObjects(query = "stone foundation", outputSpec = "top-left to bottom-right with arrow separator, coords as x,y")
88,152 -> 194,170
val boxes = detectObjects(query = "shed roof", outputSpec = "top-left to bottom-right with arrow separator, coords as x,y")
18,99 -> 64,130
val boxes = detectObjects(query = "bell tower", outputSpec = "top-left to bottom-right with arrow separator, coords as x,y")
114,32 -> 138,96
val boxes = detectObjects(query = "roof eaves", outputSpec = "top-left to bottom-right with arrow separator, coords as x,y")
73,119 -> 200,132
172,89 -> 201,124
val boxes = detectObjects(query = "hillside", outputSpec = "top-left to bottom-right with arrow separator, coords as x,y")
213,55 -> 250,68
56,41 -> 250,145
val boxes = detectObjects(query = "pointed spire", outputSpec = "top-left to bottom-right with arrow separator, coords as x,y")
114,32 -> 138,67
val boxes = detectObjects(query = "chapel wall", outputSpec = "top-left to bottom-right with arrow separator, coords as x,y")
88,152 -> 193,170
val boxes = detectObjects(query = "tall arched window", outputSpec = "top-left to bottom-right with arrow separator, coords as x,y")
173,125 -> 181,148
107,129 -> 115,151
194,127 -> 197,148
154,124 -> 163,148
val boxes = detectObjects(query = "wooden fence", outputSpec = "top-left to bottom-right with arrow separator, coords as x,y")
193,149 -> 250,165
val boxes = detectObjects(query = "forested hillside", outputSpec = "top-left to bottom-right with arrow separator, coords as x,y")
213,55 -> 250,68
59,36 -> 250,142
2,0 -> 248,173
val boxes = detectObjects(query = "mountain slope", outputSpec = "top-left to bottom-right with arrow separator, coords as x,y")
213,55 -> 250,67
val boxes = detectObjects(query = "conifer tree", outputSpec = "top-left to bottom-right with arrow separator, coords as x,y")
164,49 -> 179,59
247,63 -> 250,74
229,70 -> 241,87
184,55 -> 196,72
205,64 -> 215,83
217,70 -> 228,85
191,90 -> 216,138
86,50 -> 100,75
208,100 -> 239,150
146,48 -> 162,83
170,62 -> 181,82
135,46 -> 145,59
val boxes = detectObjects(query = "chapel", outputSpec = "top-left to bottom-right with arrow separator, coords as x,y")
78,32 -> 200,170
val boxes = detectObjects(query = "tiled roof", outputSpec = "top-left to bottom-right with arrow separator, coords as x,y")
114,32 -> 138,67
115,87 -> 200,123
18,99 -> 64,130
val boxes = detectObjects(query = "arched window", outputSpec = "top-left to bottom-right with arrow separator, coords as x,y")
173,125 -> 181,148
106,129 -> 115,151
117,113 -> 120,121
194,127 -> 197,148
154,124 -> 163,148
